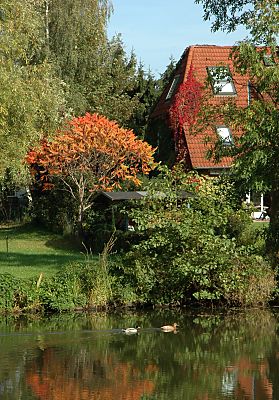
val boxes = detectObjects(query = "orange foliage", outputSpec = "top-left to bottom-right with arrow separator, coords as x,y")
26,113 -> 156,192
26,348 -> 155,400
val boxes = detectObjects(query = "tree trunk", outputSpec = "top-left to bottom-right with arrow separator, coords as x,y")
76,202 -> 84,240
267,187 -> 279,263
45,1 -> 49,46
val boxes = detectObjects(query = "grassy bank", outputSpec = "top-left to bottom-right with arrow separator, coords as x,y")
0,223 -> 118,313
0,223 -> 89,278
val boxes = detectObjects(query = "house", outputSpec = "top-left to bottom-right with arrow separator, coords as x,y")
147,45 -> 269,218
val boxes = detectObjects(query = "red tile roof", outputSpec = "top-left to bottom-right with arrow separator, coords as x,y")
150,45 -> 250,169
185,130 -> 234,169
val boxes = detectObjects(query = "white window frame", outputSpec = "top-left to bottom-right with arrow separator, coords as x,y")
216,126 -> 233,146
207,66 -> 236,95
165,74 -> 180,100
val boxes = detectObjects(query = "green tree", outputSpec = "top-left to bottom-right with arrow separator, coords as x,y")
195,0 -> 279,44
195,0 -> 279,255
44,0 -> 112,115
89,35 -> 141,126
0,0 -> 65,183
157,56 -> 177,90
44,2 -> 143,126
45,0 -> 112,75
128,64 -> 159,138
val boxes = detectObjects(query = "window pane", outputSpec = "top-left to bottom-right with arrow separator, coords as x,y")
166,75 -> 180,100
207,66 -> 236,95
216,126 -> 233,145
215,80 -> 235,94
263,54 -> 274,66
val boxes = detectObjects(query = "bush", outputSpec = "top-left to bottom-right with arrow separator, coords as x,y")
0,274 -> 21,311
0,274 -> 42,312
221,256 -> 275,306
118,166 -> 276,306
39,270 -> 87,312
31,180 -> 75,235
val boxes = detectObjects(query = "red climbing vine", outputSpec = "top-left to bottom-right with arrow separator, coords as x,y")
169,64 -> 203,161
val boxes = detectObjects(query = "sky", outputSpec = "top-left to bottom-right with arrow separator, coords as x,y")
107,0 -> 248,77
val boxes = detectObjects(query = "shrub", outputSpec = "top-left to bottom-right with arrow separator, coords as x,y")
39,271 -> 87,312
118,166 -> 276,306
0,274 -> 21,311
0,274 -> 42,312
31,180 -> 76,235
221,256 -> 275,306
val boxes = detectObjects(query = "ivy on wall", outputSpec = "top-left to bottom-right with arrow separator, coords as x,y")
169,64 -> 203,161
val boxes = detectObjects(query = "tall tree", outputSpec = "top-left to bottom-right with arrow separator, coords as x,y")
158,57 -> 177,90
46,0 -> 112,75
195,0 -> 279,254
44,2 -> 142,126
44,0 -> 112,114
128,64 -> 159,138
0,0 -> 65,183
88,35 -> 140,126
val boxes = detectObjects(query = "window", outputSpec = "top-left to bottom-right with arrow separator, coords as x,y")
263,54 -> 274,67
216,126 -> 233,146
207,66 -> 236,95
165,74 -> 180,100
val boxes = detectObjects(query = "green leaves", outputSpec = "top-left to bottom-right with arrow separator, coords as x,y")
0,0 -> 65,182
195,0 -> 278,45
120,167 -> 275,306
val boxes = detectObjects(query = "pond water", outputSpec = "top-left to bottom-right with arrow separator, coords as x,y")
0,308 -> 279,400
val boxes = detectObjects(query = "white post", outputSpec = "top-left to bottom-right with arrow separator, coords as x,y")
260,193 -> 264,213
246,191 -> 251,204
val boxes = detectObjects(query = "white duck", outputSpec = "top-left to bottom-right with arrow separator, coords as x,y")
122,326 -> 141,334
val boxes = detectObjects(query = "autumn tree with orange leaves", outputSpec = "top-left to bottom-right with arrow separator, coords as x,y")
26,113 -> 156,233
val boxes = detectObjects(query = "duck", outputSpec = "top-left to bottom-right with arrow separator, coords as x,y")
122,326 -> 141,334
160,323 -> 179,332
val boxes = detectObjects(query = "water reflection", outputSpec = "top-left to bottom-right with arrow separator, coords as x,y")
0,309 -> 278,400
26,348 -> 155,400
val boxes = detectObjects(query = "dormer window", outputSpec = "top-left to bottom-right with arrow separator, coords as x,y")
165,74 -> 180,100
216,126 -> 233,146
207,66 -> 236,95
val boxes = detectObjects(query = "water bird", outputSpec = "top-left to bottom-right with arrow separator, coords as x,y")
160,323 -> 179,332
122,326 -> 141,334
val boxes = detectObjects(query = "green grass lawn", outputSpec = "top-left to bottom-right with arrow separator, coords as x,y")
0,223 -> 90,279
